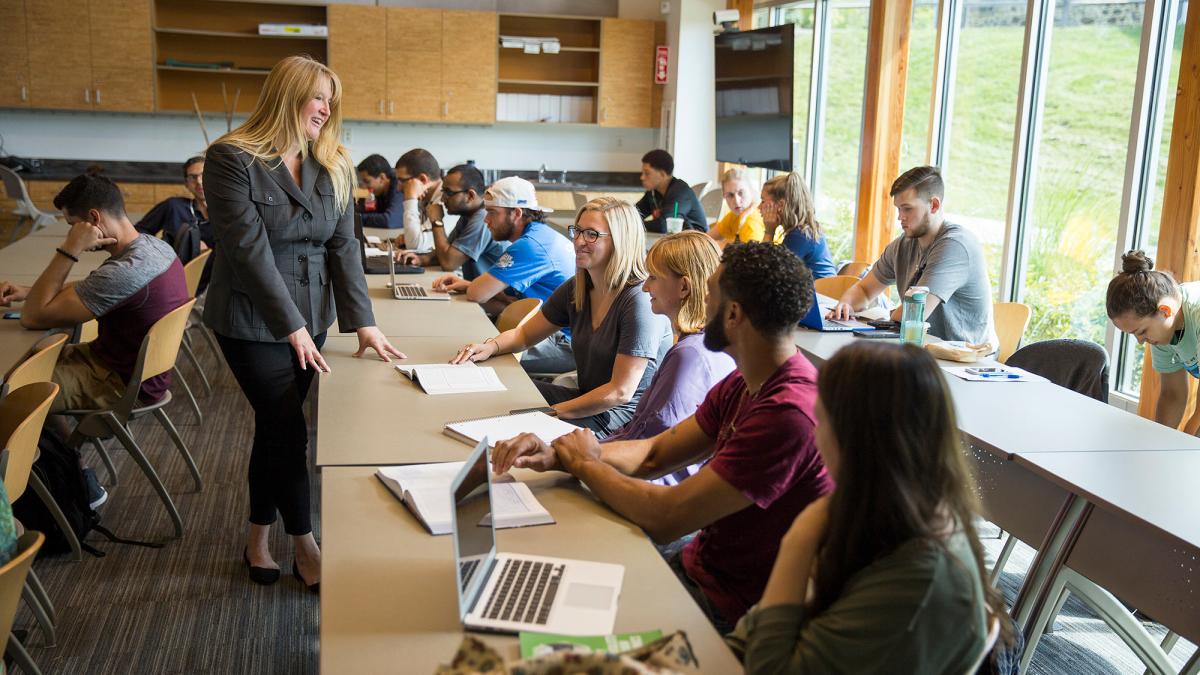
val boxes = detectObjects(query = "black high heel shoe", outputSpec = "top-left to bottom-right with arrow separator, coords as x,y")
293,560 -> 320,594
243,549 -> 280,586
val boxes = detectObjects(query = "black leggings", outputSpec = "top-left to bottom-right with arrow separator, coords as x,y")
217,332 -> 326,535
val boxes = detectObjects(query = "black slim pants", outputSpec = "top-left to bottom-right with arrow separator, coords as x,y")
217,332 -> 326,536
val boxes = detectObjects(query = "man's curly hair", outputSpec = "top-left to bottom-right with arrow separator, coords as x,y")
719,242 -> 813,336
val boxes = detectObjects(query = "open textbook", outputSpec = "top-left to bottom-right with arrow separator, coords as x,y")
444,411 -> 580,448
394,362 -> 507,395
376,461 -> 554,535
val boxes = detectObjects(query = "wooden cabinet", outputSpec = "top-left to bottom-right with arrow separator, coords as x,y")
19,0 -> 152,112
387,8 -> 443,122
328,5 -> 387,121
442,11 -> 497,124
90,0 -> 154,112
26,0 -> 95,110
599,18 -> 656,128
0,0 -> 31,108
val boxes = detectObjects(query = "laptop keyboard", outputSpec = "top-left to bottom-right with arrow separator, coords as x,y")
482,559 -> 565,625
393,284 -> 428,299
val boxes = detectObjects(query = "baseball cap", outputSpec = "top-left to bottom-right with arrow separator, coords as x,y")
483,176 -> 554,213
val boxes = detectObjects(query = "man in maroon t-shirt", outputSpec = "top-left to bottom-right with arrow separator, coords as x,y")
492,242 -> 833,630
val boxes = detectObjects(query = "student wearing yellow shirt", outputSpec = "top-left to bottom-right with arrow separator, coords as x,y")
709,168 -> 765,248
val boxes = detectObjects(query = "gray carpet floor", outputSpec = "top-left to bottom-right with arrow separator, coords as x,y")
8,337 -> 1197,674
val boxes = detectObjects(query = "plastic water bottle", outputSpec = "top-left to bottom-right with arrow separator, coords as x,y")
901,287 -> 929,346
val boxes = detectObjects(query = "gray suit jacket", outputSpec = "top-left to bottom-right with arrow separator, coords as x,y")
202,143 -> 375,342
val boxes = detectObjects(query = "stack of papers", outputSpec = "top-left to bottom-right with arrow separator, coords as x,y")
376,462 -> 554,535
444,411 -> 579,448
395,363 -> 507,395
941,366 -> 1045,382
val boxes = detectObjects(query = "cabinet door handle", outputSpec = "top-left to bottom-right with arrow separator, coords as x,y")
378,99 -> 384,114
20,86 -> 27,101
95,88 -> 101,105
389,100 -> 395,114
84,89 -> 91,103
443,101 -> 449,117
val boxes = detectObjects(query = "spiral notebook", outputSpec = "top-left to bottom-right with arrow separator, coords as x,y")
444,411 -> 580,448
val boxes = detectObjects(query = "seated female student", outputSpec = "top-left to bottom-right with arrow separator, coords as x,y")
452,197 -> 672,436
728,341 -> 1012,674
602,231 -> 735,485
1108,250 -> 1200,432
760,173 -> 836,279
709,168 -> 765,248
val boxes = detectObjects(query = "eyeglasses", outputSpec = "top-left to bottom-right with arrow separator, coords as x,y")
568,226 -> 611,244
185,173 -> 203,183
443,187 -> 470,197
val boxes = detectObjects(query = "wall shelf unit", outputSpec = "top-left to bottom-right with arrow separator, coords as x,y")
497,14 -> 601,124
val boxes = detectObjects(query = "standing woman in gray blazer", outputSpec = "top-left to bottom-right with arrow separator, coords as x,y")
204,55 -> 403,592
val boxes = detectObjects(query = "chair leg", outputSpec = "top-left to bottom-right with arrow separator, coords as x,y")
1043,587 -> 1070,635
25,569 -> 55,625
150,408 -> 202,492
89,437 -> 119,487
21,582 -> 56,646
6,632 -> 44,675
1145,632 -> 1180,675
990,534 -> 1018,585
171,365 -> 203,426
28,473 -> 82,562
180,341 -> 211,395
107,418 -> 184,539
1182,647 -> 1200,675
195,321 -> 221,362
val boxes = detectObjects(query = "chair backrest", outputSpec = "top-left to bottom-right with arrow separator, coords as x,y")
700,188 -> 724,220
1005,339 -> 1109,402
496,298 -> 542,334
838,260 -> 872,278
107,298 -> 196,418
3,333 -> 67,395
963,615 -> 1001,675
0,382 -> 58,501
0,532 -> 44,648
182,248 -> 213,298
0,165 -> 37,212
691,181 -> 712,198
571,192 -> 588,212
78,319 -> 99,343
813,275 -> 860,300
993,302 -> 1031,363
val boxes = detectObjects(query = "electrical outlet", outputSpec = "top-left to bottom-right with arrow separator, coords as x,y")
343,128 -> 353,144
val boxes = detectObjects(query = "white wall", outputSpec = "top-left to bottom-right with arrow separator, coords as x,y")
0,110 -> 654,171
663,0 -> 719,185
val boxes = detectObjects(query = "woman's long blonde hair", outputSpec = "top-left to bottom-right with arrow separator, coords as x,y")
573,197 -> 647,311
213,55 -> 354,213
646,231 -> 721,334
763,172 -> 822,241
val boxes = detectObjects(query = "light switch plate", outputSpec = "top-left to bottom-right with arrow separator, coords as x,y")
660,1 -> 670,15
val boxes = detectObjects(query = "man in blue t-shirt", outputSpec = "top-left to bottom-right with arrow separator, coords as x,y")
433,176 -> 576,373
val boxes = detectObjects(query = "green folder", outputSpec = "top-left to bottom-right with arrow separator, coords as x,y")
519,629 -> 663,660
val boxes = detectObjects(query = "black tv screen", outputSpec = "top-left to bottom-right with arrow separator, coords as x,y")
714,25 -> 796,171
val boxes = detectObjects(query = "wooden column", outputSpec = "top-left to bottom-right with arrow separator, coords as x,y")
1138,0 -> 1200,424
853,0 -> 914,263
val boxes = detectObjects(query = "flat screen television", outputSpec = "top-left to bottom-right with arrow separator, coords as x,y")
714,25 -> 797,171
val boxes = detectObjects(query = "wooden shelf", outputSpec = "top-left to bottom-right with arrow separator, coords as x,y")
154,27 -> 327,41
157,64 -> 270,75
499,79 -> 598,87
558,47 -> 600,53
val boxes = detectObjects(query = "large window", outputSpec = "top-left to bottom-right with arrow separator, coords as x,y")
900,0 -> 940,171
779,3 -> 816,158
941,0 -> 1028,298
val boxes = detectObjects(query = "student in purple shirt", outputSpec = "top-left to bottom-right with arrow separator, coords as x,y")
603,231 -> 734,486
492,242 -> 833,632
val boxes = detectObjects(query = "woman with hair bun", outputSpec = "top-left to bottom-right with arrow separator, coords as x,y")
1107,249 -> 1199,430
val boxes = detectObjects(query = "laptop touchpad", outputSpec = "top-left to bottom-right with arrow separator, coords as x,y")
565,583 -> 613,610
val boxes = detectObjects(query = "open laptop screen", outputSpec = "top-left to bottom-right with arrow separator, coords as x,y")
451,440 -> 496,619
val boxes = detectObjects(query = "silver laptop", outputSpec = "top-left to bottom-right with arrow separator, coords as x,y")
451,438 -> 624,635
388,241 -> 449,301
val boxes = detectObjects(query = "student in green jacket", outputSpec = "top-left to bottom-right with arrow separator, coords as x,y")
728,341 -> 1013,674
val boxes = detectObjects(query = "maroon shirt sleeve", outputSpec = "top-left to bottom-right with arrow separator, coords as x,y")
706,401 -> 819,509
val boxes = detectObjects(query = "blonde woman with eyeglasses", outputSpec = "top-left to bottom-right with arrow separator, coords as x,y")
204,55 -> 403,592
452,197 -> 672,436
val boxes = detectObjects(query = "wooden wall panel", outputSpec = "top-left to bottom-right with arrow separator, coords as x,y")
388,8 -> 443,122
329,4 -> 387,121
442,10 -> 497,124
0,0 -> 31,108
90,0 -> 155,112
599,18 -> 655,128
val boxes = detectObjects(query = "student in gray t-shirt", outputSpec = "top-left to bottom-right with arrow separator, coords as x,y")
828,166 -> 997,347
396,164 -> 508,280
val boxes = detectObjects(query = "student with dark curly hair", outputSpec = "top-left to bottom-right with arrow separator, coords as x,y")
492,242 -> 833,632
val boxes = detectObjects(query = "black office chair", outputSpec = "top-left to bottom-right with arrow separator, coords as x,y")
1005,338 -> 1109,403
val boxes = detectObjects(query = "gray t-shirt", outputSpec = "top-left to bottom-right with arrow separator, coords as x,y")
446,207 -> 509,281
872,221 -> 997,346
75,234 -> 178,315
541,277 -> 672,414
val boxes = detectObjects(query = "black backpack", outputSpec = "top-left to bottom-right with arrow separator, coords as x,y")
12,428 -> 160,557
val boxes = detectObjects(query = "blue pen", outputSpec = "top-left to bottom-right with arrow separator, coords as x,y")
978,372 -> 1019,379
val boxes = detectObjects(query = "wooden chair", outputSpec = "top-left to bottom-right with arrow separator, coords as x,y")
1,333 -> 67,399
993,302 -> 1031,363
55,299 -> 201,541
496,298 -> 542,333
813,275 -> 861,300
0,532 -> 46,675
838,260 -> 872,278
0,383 -> 59,642
76,320 -> 98,343
171,248 -> 216,425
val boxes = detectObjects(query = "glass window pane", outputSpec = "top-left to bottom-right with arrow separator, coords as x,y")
778,3 -> 815,157
1122,6 -> 1186,395
752,7 -> 770,29
815,0 -> 870,264
900,0 -> 940,171
941,0 -> 1028,300
1023,1 -> 1146,348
